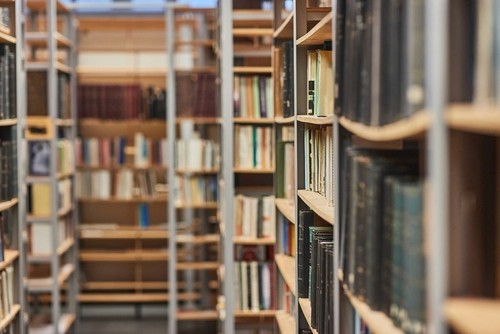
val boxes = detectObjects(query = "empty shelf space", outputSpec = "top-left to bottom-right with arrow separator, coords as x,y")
297,190 -> 334,225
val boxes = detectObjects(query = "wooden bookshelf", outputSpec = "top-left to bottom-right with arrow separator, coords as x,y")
79,250 -> 169,262
27,61 -> 72,74
233,28 -> 273,37
233,9 -> 273,26
233,237 -> 275,245
29,313 -> 76,334
176,168 -> 219,175
0,304 -> 21,332
273,11 -> 294,39
297,190 -> 334,225
446,104 -> 500,136
275,311 -> 296,334
82,280 -> 218,291
28,263 -> 75,292
77,164 -> 167,172
297,114 -> 334,125
176,261 -> 219,271
0,197 -> 18,213
274,115 -> 295,124
298,298 -> 319,334
343,287 -> 403,334
233,117 -> 275,124
55,118 -> 74,127
28,238 -> 75,263
444,298 -> 500,334
275,198 -> 296,224
339,111 -> 429,142
275,254 -> 296,296
175,202 -> 218,209
297,10 -> 333,46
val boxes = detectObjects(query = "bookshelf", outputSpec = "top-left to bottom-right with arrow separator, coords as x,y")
24,0 -> 78,332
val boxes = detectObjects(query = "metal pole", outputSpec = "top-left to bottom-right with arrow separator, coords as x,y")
426,0 -> 448,333
165,1 -> 177,333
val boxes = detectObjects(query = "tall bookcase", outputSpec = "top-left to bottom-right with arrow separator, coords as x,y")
70,3 -> 220,332
0,0 -> 26,333
24,0 -> 78,333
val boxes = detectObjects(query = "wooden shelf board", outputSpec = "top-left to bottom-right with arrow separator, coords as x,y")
80,251 -> 168,262
28,238 -> 75,263
176,261 -> 219,271
233,28 -> 273,37
275,254 -> 296,296
274,115 -> 295,124
176,310 -> 219,321
343,287 -> 403,334
297,114 -> 334,125
233,9 -> 273,24
176,168 -> 219,175
0,30 -> 16,44
273,11 -> 294,39
77,66 -> 216,77
233,237 -> 275,245
175,202 -> 218,209
0,304 -> 20,331
27,61 -> 72,74
445,298 -> 500,334
233,117 -> 274,124
79,292 -> 200,303
446,104 -> 500,136
176,117 -> 221,124
275,198 -> 296,224
275,311 -> 296,334
233,66 -> 273,74
78,196 -> 167,204
82,280 -> 218,291
28,263 -> 75,292
27,0 -> 69,13
233,168 -> 275,174
234,310 -> 276,318
0,250 -> 19,272
0,198 -> 18,213
339,110 -> 429,142
26,31 -> 72,48
297,11 -> 333,46
297,190 -> 334,225
0,118 -> 16,127
77,164 -> 166,171
298,298 -> 318,334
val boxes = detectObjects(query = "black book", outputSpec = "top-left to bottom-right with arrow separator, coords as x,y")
318,242 -> 333,334
282,41 -> 294,118
334,0 -> 346,116
297,210 -> 314,298
358,0 -> 373,125
8,48 -> 15,119
310,229 -> 333,329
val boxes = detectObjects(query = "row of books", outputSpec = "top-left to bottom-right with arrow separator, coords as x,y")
176,137 -> 219,171
297,218 -> 334,334
233,194 -> 275,239
0,209 -> 14,261
29,140 -> 74,177
29,179 -> 72,216
233,261 -> 274,312
280,215 -> 295,256
276,140 -> 294,200
76,170 -> 162,199
340,148 -> 425,333
304,125 -> 333,206
75,135 -> 167,168
334,0 -> 425,125
281,41 -> 294,118
28,218 -> 68,255
0,7 -> 10,33
27,72 -> 70,119
307,48 -> 333,117
0,266 -> 14,320
0,134 -> 17,202
176,73 -> 217,118
0,45 -> 15,120
234,125 -> 273,169
233,75 -> 274,119
175,175 -> 217,206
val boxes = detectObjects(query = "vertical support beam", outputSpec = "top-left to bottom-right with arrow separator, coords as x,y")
426,0 -> 448,333
15,0 -> 27,332
165,1 -> 177,333
47,0 -> 61,332
220,0 -> 234,332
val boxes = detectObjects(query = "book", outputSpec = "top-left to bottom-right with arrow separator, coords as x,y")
297,210 -> 314,298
